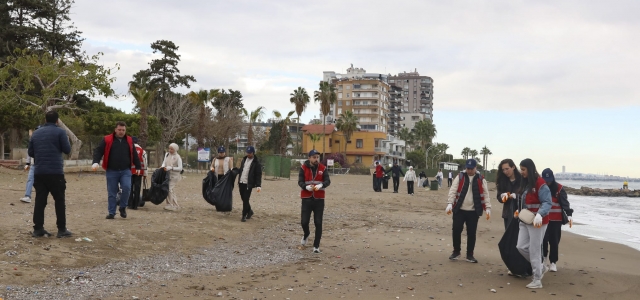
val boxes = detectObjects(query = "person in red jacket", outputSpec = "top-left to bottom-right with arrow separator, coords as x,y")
298,150 -> 331,254
515,158 -> 553,289
374,161 -> 384,192
128,136 -> 147,210
541,168 -> 573,272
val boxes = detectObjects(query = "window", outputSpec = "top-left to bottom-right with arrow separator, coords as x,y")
346,85 -> 351,90
346,93 -> 350,98
338,100 -> 342,106
355,156 -> 362,163
356,139 -> 363,148
338,93 -> 343,99
346,101 -> 350,106
329,139 -> 332,147
338,108 -> 342,114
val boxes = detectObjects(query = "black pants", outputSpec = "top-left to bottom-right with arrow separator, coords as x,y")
33,174 -> 67,231
407,181 -> 414,194
503,217 -> 510,230
392,177 -> 400,192
128,175 -> 143,209
448,178 -> 453,187
452,210 -> 480,255
301,198 -> 325,248
239,183 -> 253,217
543,221 -> 563,263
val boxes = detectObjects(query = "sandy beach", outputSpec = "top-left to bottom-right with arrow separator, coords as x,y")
1,167 -> 639,300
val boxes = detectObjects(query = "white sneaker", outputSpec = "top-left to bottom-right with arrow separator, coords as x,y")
20,196 -> 31,203
550,263 -> 557,272
313,247 -> 321,254
301,236 -> 308,246
164,206 -> 172,210
526,280 -> 543,289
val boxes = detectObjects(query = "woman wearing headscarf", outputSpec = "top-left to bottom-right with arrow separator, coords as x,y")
515,158 -> 552,289
403,166 -> 417,195
161,143 -> 183,211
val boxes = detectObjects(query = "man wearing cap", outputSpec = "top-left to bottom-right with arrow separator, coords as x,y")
541,168 -> 573,272
445,159 -> 491,263
298,150 -> 331,254
128,137 -> 147,210
211,146 -> 234,180
238,146 -> 262,222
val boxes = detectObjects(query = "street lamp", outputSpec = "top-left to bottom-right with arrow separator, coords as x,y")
425,144 -> 435,169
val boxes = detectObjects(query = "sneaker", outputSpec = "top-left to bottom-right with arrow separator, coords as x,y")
449,251 -> 461,260
119,207 -> 127,218
20,196 -> 31,203
57,229 -> 72,238
164,205 -> 172,210
246,210 -> 254,219
550,263 -> 557,272
466,254 -> 478,263
526,280 -> 543,289
301,236 -> 308,246
313,247 -> 321,254
32,228 -> 51,237
241,216 -> 246,222
106,214 -> 115,219
508,270 -> 513,276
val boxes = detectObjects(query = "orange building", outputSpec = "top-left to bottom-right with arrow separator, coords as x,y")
301,124 -> 387,166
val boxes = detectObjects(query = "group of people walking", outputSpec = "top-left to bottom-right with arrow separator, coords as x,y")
447,158 -> 573,289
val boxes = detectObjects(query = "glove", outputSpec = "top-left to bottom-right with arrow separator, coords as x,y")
24,165 -> 30,171
256,187 -> 261,193
514,210 -> 519,218
164,166 -> 173,171
135,169 -> 141,175
533,214 -> 543,228
500,193 -> 508,202
568,216 -> 573,228
314,183 -> 323,191
92,163 -> 99,171
445,204 -> 453,215
510,193 -> 517,199
486,209 -> 491,220
306,185 -> 314,191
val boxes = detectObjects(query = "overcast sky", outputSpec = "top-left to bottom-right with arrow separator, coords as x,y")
73,0 -> 640,177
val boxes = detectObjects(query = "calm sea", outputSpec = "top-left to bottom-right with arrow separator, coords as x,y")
557,180 -> 640,251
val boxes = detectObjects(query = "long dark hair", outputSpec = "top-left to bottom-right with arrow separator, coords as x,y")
496,158 -> 521,193
519,158 -> 540,193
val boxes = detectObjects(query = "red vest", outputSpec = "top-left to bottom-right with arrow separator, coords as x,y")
300,163 -> 327,199
375,165 -> 384,178
548,183 -> 564,222
131,145 -> 145,176
454,173 -> 487,212
524,177 -> 550,225
102,134 -> 135,171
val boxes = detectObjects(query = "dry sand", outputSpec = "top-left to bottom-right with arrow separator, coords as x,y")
0,167 -> 639,300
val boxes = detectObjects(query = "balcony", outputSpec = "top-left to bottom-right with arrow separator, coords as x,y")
374,147 -> 385,153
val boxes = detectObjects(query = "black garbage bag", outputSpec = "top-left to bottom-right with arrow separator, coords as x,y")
202,171 -> 218,206
148,168 -> 170,205
498,219 -> 532,277
204,168 -> 239,212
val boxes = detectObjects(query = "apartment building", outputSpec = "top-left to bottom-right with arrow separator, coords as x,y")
388,69 -> 434,134
301,124 -> 388,166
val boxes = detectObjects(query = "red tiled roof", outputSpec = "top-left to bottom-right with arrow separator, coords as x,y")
301,124 -> 335,134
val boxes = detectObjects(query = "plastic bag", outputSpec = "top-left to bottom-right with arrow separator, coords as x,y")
202,171 -> 218,206
148,168 -> 170,205
203,169 -> 239,212
498,219 -> 532,277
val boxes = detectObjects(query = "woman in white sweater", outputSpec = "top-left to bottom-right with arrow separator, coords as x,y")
403,166 -> 417,195
161,143 -> 183,211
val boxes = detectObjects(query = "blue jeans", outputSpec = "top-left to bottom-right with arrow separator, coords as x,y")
106,170 -> 132,215
24,165 -> 35,197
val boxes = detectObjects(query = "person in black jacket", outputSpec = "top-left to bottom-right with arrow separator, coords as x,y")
238,146 -> 263,222
28,111 -> 73,238
385,162 -> 404,193
298,149 -> 331,254
496,158 -> 522,230
91,121 -> 141,219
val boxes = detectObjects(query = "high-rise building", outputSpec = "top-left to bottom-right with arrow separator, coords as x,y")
323,65 -> 390,133
388,69 -> 434,134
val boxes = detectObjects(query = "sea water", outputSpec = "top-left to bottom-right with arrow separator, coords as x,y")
557,180 -> 640,251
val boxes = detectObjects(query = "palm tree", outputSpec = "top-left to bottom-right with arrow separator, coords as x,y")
242,106 -> 266,146
308,133 -> 322,150
187,89 -> 220,148
461,147 -> 471,160
397,127 -> 415,150
290,87 -> 310,155
273,110 -> 296,155
335,110 -> 358,156
314,81 -> 337,157
128,75 -> 157,149
470,149 -> 479,163
480,145 -> 492,171
413,119 -> 437,150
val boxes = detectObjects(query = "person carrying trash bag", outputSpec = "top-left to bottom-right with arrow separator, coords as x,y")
298,149 -> 331,254
161,143 -> 183,211
211,146 -> 234,180
446,159 -> 491,263
373,161 -> 384,192
541,168 -> 573,273
496,159 -> 522,230
128,136 -> 147,210
515,158 -> 553,289
385,162 -> 404,193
